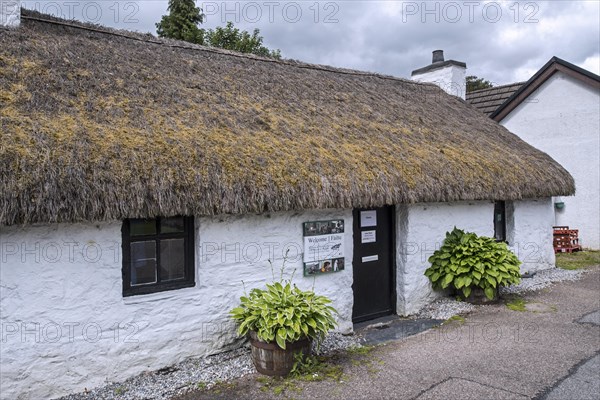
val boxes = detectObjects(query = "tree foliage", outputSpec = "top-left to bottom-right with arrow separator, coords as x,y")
156,1 -> 281,59
466,75 -> 494,93
205,22 -> 281,59
156,0 -> 205,44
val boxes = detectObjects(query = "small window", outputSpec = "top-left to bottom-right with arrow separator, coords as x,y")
494,201 -> 506,242
122,217 -> 195,296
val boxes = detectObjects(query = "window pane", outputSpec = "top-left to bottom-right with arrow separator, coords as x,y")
130,219 -> 156,236
130,241 -> 157,285
161,217 -> 185,234
160,238 -> 185,281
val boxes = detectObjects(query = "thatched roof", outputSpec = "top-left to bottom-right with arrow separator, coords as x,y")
0,10 -> 574,226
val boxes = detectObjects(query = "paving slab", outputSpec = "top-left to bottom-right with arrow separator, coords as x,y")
541,353 -> 600,400
354,315 -> 444,346
577,310 -> 600,326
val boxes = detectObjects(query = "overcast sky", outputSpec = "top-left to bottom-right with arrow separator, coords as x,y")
21,1 -> 600,84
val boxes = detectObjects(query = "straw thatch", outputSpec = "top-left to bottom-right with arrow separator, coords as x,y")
0,10 -> 574,226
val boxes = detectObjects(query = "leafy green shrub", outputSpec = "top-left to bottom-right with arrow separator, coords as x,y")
230,280 -> 337,349
231,255 -> 337,351
424,227 -> 521,300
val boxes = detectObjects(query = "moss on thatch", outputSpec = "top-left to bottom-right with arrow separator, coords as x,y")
0,10 -> 574,225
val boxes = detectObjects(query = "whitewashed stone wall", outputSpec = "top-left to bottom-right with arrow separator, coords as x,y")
0,200 -> 557,397
396,201 -> 495,315
501,71 -> 600,249
0,209 -> 353,399
508,198 -> 556,274
394,199 -> 556,315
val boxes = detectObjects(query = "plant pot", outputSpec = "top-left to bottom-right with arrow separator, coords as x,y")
249,331 -> 312,376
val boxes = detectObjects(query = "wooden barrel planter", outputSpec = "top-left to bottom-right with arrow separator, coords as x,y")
249,331 -> 312,376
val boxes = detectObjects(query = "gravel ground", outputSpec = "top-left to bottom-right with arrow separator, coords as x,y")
59,332 -> 361,400
414,267 -> 586,320
59,268 -> 584,400
500,267 -> 585,294
414,298 -> 478,320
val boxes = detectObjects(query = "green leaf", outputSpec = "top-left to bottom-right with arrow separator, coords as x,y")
442,273 -> 454,289
276,328 -> 287,349
484,287 -> 495,300
462,286 -> 472,298
464,276 -> 472,287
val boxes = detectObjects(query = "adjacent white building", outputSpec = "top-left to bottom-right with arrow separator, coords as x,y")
468,57 -> 600,249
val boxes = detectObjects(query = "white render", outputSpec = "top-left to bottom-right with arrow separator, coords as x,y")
395,199 -> 556,315
0,199 -> 558,397
0,1 -> 20,28
412,63 -> 467,99
507,198 -> 556,273
396,201 -> 494,315
501,71 -> 600,249
0,209 -> 353,400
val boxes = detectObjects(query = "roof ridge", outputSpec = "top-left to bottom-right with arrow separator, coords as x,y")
20,11 -> 429,88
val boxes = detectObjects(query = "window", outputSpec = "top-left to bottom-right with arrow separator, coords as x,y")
493,201 -> 506,242
122,217 -> 195,296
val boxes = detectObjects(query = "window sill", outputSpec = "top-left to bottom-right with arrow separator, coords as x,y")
122,283 -> 197,305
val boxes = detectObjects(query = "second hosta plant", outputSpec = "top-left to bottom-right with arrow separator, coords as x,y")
425,227 -> 521,300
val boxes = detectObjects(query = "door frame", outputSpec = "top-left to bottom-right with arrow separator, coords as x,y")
351,206 -> 397,323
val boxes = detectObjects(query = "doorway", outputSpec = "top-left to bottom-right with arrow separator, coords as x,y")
352,206 -> 395,323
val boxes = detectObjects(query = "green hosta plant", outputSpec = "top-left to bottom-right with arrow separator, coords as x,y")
230,257 -> 337,349
424,228 -> 522,300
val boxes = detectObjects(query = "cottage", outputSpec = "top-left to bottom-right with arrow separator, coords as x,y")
467,57 -> 600,249
0,8 -> 575,399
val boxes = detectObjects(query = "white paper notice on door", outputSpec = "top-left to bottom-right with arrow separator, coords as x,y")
361,230 -> 376,243
361,255 -> 379,263
360,210 -> 377,227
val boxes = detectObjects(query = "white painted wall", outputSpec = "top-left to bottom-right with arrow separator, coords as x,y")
0,1 -> 20,28
0,199 -> 558,397
396,201 -> 495,315
0,209 -> 353,399
501,72 -> 600,249
395,199 -> 556,315
412,64 -> 467,99
508,198 -> 556,274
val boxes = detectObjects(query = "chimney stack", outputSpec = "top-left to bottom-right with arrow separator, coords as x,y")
432,50 -> 444,63
411,50 -> 467,99
1,1 -> 21,28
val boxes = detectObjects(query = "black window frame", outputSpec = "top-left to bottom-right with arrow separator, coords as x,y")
493,201 -> 507,243
122,216 -> 195,297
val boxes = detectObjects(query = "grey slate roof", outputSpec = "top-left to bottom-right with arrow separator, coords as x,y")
466,82 -> 525,116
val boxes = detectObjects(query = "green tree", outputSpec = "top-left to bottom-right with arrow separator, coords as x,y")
156,0 -> 205,44
205,22 -> 281,59
466,75 -> 494,92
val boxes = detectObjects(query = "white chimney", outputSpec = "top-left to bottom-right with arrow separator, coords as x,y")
1,1 -> 21,28
411,50 -> 467,99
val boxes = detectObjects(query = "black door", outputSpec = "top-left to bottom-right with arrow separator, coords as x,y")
352,206 -> 395,323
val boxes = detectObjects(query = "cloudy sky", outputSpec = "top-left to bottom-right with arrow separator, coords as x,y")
21,1 -> 600,84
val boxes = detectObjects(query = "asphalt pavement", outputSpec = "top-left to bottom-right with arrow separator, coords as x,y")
175,266 -> 600,400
